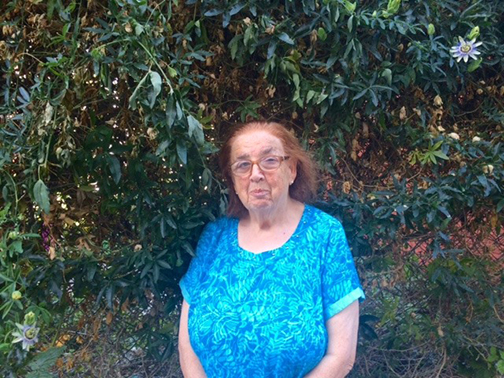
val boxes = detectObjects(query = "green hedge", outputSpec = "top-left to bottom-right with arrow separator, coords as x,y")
0,0 -> 503,376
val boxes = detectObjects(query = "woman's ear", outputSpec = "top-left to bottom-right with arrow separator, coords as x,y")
289,160 -> 297,184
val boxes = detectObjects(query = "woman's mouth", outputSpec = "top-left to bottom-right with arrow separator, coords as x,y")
250,189 -> 268,196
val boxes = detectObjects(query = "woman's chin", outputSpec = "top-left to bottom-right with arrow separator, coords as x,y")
245,199 -> 274,212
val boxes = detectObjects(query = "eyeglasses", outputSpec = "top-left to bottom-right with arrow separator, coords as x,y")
230,155 -> 290,177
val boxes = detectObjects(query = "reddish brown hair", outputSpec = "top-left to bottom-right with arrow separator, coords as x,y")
218,121 -> 318,218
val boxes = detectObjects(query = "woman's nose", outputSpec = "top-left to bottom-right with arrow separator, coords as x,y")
249,162 -> 265,181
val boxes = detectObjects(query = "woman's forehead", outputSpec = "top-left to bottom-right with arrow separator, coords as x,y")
231,131 -> 284,158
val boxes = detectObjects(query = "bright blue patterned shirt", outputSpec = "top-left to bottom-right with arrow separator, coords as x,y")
179,204 -> 365,378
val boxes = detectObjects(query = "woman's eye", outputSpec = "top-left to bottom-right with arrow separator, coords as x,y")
236,161 -> 251,170
263,157 -> 279,166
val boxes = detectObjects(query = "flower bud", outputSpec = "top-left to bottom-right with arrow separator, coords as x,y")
427,24 -> 435,36
342,0 -> 356,13
386,0 -> 401,15
468,26 -> 480,40
25,327 -> 38,340
448,132 -> 460,140
372,10 -> 377,17
482,164 -> 494,174
472,136 -> 481,143
24,312 -> 36,326
12,291 -> 22,300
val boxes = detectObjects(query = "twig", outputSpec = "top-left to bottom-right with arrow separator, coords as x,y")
434,345 -> 447,378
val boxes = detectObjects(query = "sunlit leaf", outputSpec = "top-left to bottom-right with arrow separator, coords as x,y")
278,32 -> 295,45
148,71 -> 162,108
34,179 -> 50,214
176,142 -> 187,164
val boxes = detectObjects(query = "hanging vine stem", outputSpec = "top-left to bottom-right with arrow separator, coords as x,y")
37,105 -> 56,180
136,41 -> 174,95
4,172 -> 19,217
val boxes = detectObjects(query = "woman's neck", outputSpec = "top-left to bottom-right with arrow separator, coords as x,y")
238,199 -> 305,254
245,198 -> 303,231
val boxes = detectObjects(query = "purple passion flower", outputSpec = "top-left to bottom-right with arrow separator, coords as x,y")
450,37 -> 482,63
12,323 -> 40,351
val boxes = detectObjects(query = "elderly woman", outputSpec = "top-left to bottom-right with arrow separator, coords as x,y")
179,121 -> 365,378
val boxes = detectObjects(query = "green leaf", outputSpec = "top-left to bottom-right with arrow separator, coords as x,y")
47,0 -> 56,19
244,25 -> 254,45
106,155 -> 121,184
148,71 -> 162,108
141,262 -> 153,278
352,88 -> 368,101
432,150 -> 449,160
317,92 -> 328,104
381,68 -> 392,85
165,214 -> 177,229
467,58 -> 483,73
26,347 -> 66,377
181,241 -> 195,256
176,142 -> 187,165
202,168 -> 212,186
1,301 -> 13,319
153,263 -> 160,282
158,260 -> 172,269
204,8 -> 223,17
135,23 -> 144,36
347,15 -> 354,33
167,66 -> 177,78
497,360 -> 504,375
306,90 -> 316,104
19,87 -> 30,103
9,240 -> 23,254
0,273 -> 13,283
278,32 -> 295,45
166,96 -> 177,128
160,217 -> 166,237
230,3 -> 245,15
477,174 -> 490,196
228,35 -> 242,60
496,198 -> 504,213
187,115 -> 205,145
317,28 -> 327,41
34,179 -> 50,214
267,40 -> 277,59
128,73 -> 149,110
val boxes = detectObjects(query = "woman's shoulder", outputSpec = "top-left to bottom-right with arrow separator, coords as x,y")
305,204 -> 344,230
196,216 -> 236,256
206,215 -> 237,229
200,215 -> 237,240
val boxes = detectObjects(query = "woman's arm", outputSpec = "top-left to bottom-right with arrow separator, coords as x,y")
178,300 -> 207,378
304,300 -> 360,378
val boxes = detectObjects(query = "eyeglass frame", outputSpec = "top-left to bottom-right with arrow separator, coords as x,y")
230,155 -> 290,177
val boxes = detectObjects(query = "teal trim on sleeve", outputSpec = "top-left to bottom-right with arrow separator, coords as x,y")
325,287 -> 365,320
179,280 -> 192,305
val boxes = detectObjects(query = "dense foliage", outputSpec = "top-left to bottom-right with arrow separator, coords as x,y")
1,0 -> 503,376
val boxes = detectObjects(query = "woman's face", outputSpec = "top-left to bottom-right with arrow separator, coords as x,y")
230,130 -> 297,215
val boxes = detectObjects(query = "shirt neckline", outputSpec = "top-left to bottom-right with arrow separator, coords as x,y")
231,204 -> 313,260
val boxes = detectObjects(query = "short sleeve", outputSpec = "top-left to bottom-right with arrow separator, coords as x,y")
322,220 -> 365,321
179,222 -> 217,305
